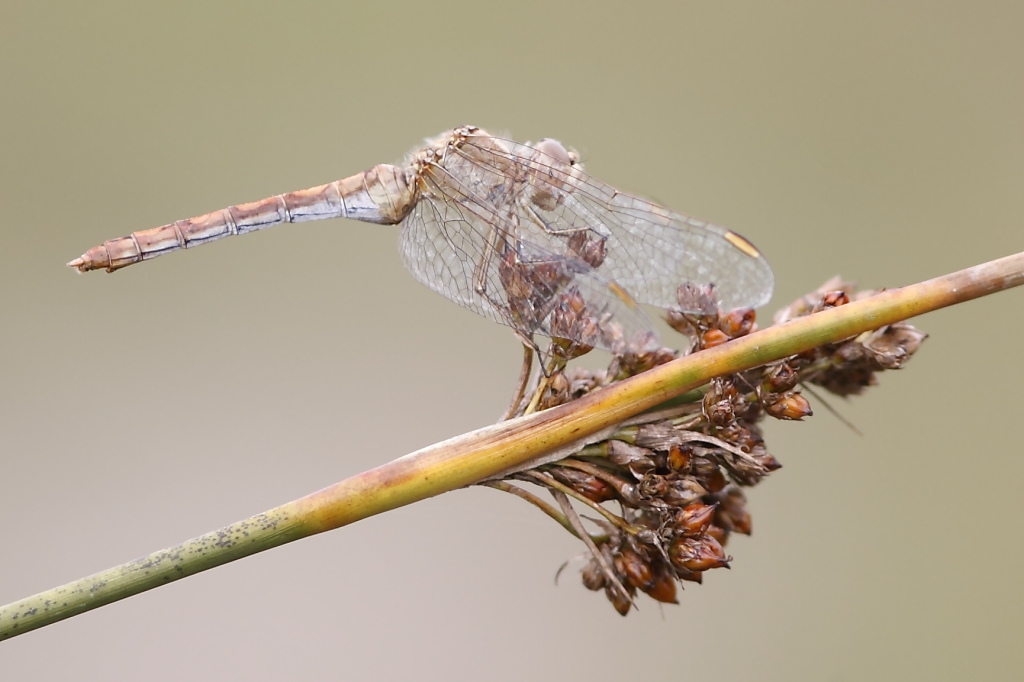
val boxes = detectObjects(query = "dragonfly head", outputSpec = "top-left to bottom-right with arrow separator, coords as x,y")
534,138 -> 578,166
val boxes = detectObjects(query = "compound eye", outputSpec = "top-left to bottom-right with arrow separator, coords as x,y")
535,138 -> 571,166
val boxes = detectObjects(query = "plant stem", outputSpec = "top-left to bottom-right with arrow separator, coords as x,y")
2,251 -> 1022,640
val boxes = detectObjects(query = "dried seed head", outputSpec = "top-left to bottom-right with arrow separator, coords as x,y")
666,283 -> 721,335
763,391 -> 813,420
770,278 -> 926,397
562,366 -> 606,398
675,502 -> 717,537
549,467 -> 619,503
679,570 -> 703,584
701,328 -> 731,349
644,566 -> 680,604
703,466 -> 729,494
606,582 -> 636,616
705,524 -> 730,547
550,290 -> 597,360
677,282 -> 721,317
566,230 -> 608,269
668,477 -> 710,506
538,371 -> 572,410
763,361 -> 799,392
581,558 -> 607,591
822,290 -> 850,308
718,308 -> 757,338
608,337 -> 674,379
862,322 -> 928,369
494,275 -> 927,615
666,444 -> 691,471
756,451 -> 783,472
714,488 -> 753,535
773,276 -> 857,323
615,548 -> 655,592
669,536 -> 731,572
704,378 -> 740,427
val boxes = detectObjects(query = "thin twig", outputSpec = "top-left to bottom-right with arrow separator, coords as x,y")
501,344 -> 534,421
550,490 -> 632,606
3,251 -> 1022,640
480,480 -> 577,536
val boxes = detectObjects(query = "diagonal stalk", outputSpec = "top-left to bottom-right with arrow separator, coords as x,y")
2,251 -> 1022,641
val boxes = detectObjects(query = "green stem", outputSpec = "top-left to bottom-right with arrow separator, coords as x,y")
3,251 -> 1022,640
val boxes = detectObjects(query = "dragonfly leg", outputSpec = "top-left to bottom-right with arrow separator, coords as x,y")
522,349 -> 568,416
500,342 -> 535,421
523,204 -> 608,270
472,222 -> 506,298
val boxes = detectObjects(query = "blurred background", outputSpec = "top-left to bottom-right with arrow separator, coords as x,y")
2,2 -> 1022,679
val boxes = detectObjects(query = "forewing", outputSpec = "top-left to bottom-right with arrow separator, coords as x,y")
463,134 -> 775,313
567,185 -> 775,311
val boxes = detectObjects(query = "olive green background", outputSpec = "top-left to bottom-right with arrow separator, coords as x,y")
2,2 -> 1022,679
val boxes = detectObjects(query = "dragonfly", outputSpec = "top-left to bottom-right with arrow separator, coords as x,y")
68,125 -> 774,355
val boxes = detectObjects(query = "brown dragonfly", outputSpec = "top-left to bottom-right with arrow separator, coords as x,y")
69,126 -> 773,353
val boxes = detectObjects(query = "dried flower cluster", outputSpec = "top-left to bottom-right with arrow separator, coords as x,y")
492,278 -> 927,614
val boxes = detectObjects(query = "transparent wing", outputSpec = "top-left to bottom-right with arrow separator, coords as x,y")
459,133 -> 775,313
398,183 -> 659,352
398,127 -> 774,349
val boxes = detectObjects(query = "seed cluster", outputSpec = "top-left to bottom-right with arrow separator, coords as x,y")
495,278 -> 926,614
